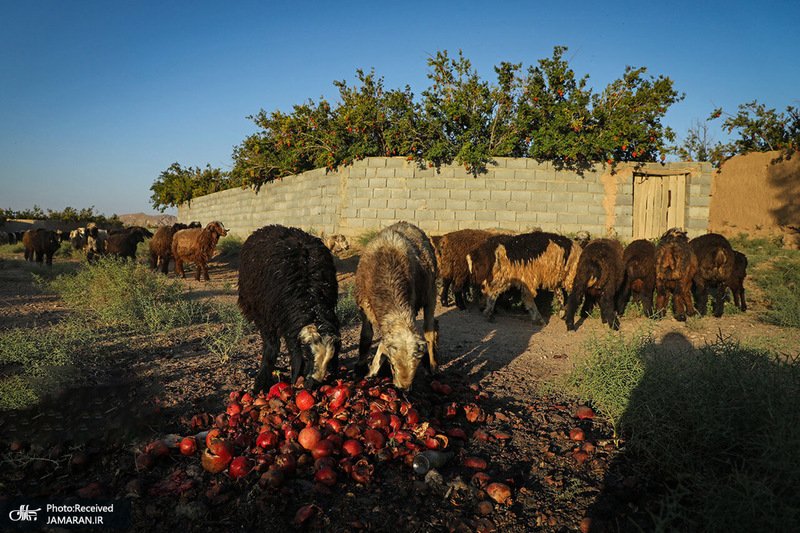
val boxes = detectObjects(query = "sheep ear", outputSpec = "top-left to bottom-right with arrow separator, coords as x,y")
414,341 -> 428,359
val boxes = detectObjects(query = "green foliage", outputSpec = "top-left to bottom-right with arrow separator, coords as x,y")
708,100 -> 800,165
673,118 -> 716,161
621,339 -> 800,532
150,163 -> 240,212
45,256 -> 203,334
756,256 -> 800,328
0,324 -> 92,410
569,330 -> 800,532
203,302 -> 254,362
563,328 -> 652,432
154,47 -> 684,207
355,229 -> 380,248
216,234 -> 243,257
1,206 -> 122,226
336,284 -> 360,327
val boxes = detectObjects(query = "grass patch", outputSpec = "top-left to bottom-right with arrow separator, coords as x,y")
216,234 -> 244,257
0,323 -> 95,409
755,255 -> 800,328
567,330 -> 800,532
336,284 -> 360,326
202,302 -> 254,362
42,256 -> 205,334
355,229 -> 380,248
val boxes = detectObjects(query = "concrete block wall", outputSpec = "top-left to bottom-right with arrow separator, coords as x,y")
178,157 -> 711,240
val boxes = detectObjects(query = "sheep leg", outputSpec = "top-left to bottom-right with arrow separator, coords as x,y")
201,260 -> 211,281
175,258 -> 185,278
355,311 -> 374,377
615,283 -> 630,315
366,342 -> 386,378
600,290 -> 620,330
654,285 -> 669,318
556,288 -> 568,319
483,280 -> 511,321
160,256 -> 170,275
694,280 -> 709,316
521,286 -> 544,325
422,302 -> 439,373
712,281 -> 727,317
564,285 -> 584,331
580,294 -> 596,318
440,278 -> 452,306
253,331 -> 280,394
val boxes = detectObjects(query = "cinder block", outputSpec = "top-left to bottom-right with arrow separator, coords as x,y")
551,192 -> 572,204
496,210 -> 516,222
438,220 -> 460,232
445,199 -> 467,211
557,213 -> 578,225
387,198 -> 408,209
417,219 -> 439,233
489,190 -> 512,201
429,189 -> 450,200
368,198 -> 388,209
426,198 -> 446,210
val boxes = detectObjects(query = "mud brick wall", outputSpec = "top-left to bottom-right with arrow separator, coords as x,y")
178,157 -> 711,240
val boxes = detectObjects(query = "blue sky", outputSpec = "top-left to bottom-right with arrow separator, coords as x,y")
1,0 -> 798,217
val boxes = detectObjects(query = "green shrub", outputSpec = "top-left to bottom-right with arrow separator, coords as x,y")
756,256 -> 800,328
216,234 -> 243,257
568,330 -> 800,532
355,229 -> 380,248
203,302 -> 253,362
563,328 -> 651,433
336,284 -> 360,326
0,324 -> 93,409
44,256 -> 203,334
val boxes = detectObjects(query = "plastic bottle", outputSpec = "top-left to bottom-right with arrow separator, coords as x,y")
411,450 -> 451,475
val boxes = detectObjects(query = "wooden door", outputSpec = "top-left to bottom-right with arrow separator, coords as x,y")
632,173 -> 687,239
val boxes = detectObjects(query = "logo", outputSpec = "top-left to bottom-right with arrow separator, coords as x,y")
9,505 -> 41,522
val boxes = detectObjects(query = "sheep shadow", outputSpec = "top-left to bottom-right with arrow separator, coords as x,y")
432,290 -> 559,381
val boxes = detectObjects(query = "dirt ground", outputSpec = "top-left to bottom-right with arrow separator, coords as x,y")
1,249 -> 798,532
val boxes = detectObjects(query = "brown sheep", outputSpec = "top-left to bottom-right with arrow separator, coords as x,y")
689,232 -> 735,317
149,223 -> 188,274
465,233 -> 517,309
354,221 -> 439,390
437,229 -> 505,309
616,239 -> 657,317
564,238 -> 625,331
654,228 -> 698,321
481,232 -> 584,323
729,250 -> 748,312
172,221 -> 228,281
22,229 -> 61,266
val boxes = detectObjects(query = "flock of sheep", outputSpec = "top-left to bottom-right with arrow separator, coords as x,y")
5,218 -> 748,394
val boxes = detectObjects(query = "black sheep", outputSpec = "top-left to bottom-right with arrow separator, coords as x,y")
564,238 -> 625,331
106,226 -> 153,261
616,239 -> 657,317
238,225 -> 341,394
689,232 -> 735,317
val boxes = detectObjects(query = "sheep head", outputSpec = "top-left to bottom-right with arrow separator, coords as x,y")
298,324 -> 340,388
206,221 -> 228,238
381,327 -> 427,390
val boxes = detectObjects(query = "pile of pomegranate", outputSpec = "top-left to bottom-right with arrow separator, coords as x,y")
136,377 -> 521,507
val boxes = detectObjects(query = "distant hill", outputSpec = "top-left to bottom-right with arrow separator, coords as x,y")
119,213 -> 177,228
